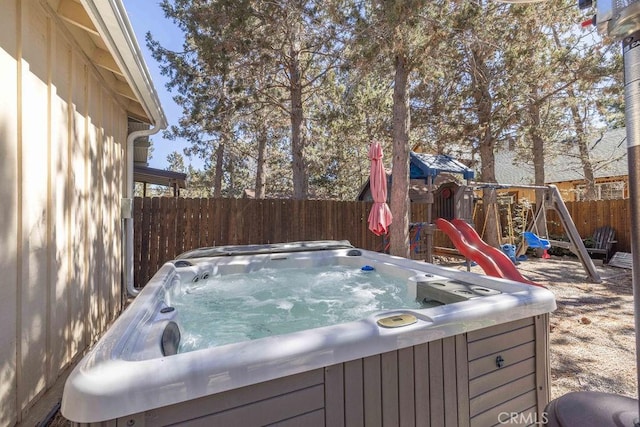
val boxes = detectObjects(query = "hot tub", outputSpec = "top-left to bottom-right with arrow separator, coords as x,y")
62,241 -> 556,426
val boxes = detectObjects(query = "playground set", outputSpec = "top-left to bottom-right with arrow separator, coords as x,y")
399,153 -> 602,284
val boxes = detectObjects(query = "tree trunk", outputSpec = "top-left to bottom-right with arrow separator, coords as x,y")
528,95 -> 547,233
213,141 -> 225,198
228,155 -> 236,196
471,46 -> 500,247
568,89 -> 597,200
389,54 -> 410,258
289,44 -> 307,199
255,122 -> 267,199
551,29 -> 596,200
479,143 -> 500,247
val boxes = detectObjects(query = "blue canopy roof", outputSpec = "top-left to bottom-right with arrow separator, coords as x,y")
409,152 -> 475,180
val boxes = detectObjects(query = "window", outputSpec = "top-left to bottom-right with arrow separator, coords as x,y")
575,181 -> 625,201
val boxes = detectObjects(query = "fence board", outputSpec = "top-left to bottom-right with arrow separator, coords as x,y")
133,197 -> 631,286
206,198 -> 215,246
196,198 -> 205,248
158,197 -> 168,265
133,197 -> 143,286
165,198 -> 177,259
183,198 -> 193,251
151,198 -> 163,275
175,197 -> 185,255
139,197 -> 152,285
547,199 -> 630,255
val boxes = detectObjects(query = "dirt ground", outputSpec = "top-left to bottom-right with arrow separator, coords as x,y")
46,254 -> 637,425
440,254 -> 638,401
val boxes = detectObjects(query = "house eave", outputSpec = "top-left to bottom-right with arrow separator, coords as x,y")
78,0 -> 167,130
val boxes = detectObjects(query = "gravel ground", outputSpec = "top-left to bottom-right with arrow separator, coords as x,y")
441,254 -> 638,401
526,257 -> 636,400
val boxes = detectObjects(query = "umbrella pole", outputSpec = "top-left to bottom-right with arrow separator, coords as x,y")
623,31 -> 640,420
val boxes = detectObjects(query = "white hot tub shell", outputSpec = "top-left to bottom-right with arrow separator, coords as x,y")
62,241 -> 556,426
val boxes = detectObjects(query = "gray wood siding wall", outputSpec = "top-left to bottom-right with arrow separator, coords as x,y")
80,315 -> 550,427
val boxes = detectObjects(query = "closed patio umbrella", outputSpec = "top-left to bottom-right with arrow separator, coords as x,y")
367,141 -> 393,236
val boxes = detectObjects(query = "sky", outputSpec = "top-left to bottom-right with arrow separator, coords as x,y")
122,1 -> 201,170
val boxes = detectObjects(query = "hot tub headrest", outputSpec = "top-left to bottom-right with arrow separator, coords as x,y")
161,321 -> 181,356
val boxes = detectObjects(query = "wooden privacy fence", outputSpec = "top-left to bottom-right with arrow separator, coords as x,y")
134,197 -> 430,286
134,197 -> 631,287
547,198 -> 630,252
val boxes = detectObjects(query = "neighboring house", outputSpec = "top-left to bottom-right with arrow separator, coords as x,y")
495,127 -> 629,202
134,164 -> 187,197
1,1 -> 166,425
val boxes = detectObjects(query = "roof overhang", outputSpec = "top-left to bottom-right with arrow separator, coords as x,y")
46,0 -> 166,129
134,165 -> 186,189
410,153 -> 475,181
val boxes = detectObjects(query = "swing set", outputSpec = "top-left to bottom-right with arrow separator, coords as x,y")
471,182 -> 601,283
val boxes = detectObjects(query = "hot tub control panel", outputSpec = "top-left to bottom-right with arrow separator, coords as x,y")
416,280 -> 502,305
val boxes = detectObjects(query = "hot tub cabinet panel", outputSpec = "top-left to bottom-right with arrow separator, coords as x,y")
467,315 -> 550,427
73,315 -> 550,427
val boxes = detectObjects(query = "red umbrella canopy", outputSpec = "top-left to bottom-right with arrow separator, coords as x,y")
367,142 -> 393,236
